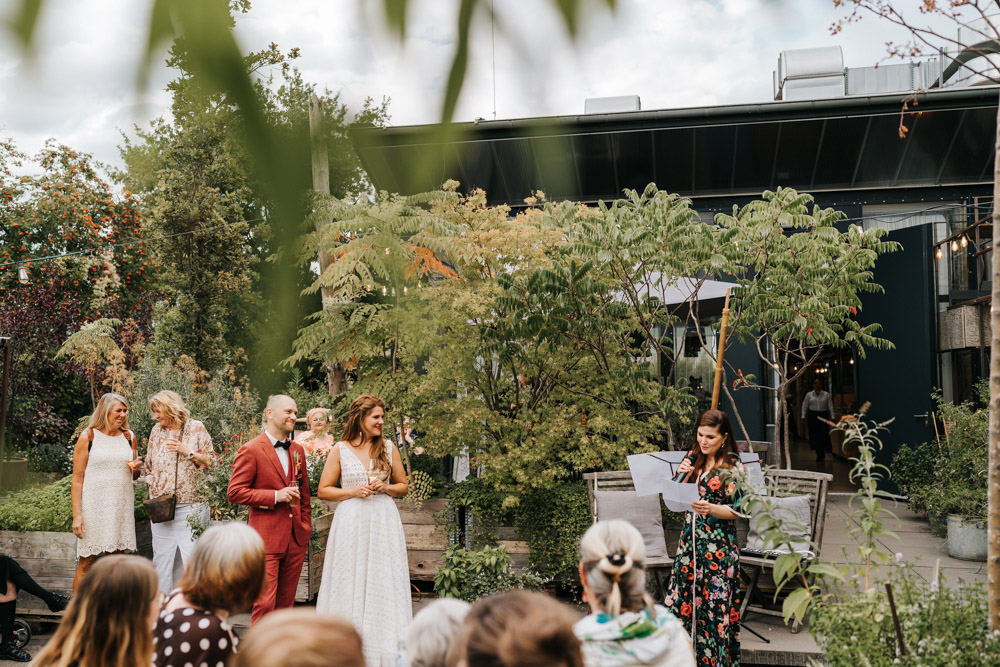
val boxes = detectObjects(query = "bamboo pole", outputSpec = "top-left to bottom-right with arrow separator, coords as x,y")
710,290 -> 732,411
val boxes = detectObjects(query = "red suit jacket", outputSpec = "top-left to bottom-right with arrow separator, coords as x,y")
227,432 -> 312,554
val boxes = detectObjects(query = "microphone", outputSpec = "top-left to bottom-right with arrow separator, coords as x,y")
673,450 -> 697,482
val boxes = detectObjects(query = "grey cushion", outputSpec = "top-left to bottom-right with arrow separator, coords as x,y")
745,494 -> 812,553
594,490 -> 668,560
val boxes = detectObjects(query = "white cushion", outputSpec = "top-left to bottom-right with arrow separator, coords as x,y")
594,490 -> 668,560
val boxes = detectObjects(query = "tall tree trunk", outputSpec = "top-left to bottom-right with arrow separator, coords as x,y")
988,92 -> 1000,632
309,94 -> 349,400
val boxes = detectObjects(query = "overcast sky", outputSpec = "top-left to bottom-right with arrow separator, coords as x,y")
0,0 -> 962,173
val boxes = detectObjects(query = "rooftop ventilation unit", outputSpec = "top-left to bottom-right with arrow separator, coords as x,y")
584,95 -> 641,114
773,46 -> 845,101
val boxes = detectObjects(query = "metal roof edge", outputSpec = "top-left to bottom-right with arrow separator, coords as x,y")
352,86 -> 999,146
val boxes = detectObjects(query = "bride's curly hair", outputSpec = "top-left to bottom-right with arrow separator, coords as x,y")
342,394 -> 392,475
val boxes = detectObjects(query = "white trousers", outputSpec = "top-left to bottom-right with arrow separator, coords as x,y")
150,502 -> 209,594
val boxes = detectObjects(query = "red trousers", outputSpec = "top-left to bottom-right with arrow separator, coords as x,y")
251,540 -> 307,624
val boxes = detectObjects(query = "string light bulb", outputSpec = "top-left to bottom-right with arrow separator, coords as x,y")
17,264 -> 28,285
382,286 -> 387,296
403,286 -> 408,294
961,235 -> 968,248
935,246 -> 943,260
385,247 -> 390,255
951,239 -> 959,252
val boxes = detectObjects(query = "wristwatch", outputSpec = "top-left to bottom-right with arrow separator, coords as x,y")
184,451 -> 195,461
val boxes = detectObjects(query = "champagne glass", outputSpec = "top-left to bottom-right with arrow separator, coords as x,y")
366,459 -> 381,487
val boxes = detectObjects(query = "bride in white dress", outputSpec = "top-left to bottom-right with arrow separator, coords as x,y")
316,394 -> 412,666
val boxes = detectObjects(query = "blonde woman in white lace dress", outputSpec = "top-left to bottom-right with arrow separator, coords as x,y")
71,393 -> 143,591
316,394 -> 411,666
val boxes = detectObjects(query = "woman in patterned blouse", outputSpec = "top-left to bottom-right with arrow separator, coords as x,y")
143,390 -> 215,594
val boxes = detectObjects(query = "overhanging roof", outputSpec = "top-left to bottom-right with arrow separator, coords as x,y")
351,87 -> 997,208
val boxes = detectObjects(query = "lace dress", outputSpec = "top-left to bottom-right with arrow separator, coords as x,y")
78,429 -> 137,558
316,441 -> 412,666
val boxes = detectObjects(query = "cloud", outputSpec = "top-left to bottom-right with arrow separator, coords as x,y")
0,0 -> 969,171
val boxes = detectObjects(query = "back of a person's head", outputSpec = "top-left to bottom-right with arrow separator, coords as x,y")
579,519 -> 652,616
449,590 -> 583,667
232,609 -> 364,667
179,522 -> 266,615
407,598 -> 470,667
33,555 -> 158,667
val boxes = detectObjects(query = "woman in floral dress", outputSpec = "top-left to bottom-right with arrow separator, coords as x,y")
665,409 -> 744,667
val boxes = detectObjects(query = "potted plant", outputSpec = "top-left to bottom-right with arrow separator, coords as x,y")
924,387 -> 988,561
891,439 -> 942,535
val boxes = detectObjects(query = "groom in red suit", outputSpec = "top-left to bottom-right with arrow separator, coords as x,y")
228,394 -> 312,623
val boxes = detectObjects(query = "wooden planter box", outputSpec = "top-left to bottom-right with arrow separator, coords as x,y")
295,498 -> 450,600
2,522 -> 153,621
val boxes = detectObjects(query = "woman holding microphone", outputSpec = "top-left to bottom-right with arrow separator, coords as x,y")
665,409 -> 745,667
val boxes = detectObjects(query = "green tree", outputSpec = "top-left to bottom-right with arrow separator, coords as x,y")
0,139 -> 157,454
292,185 -> 670,501
120,11 -> 388,385
716,188 -> 899,468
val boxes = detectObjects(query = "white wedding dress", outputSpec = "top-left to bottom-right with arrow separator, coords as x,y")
316,440 -> 412,666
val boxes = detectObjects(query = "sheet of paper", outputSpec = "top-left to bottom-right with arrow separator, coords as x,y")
626,452 -> 680,496
660,479 -> 700,513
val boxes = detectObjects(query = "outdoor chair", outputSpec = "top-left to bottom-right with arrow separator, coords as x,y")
582,471 -> 674,600
739,468 -> 833,633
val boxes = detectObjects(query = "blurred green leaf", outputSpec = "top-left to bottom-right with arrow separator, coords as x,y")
441,0 -> 476,123
5,0 -> 44,51
382,0 -> 408,39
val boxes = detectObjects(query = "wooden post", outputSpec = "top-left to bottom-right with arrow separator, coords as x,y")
710,290 -> 731,410
308,94 -> 348,399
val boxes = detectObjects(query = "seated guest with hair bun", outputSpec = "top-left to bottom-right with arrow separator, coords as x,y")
575,520 -> 694,667
231,609 -> 365,667
153,523 -> 266,667
448,589 -> 584,667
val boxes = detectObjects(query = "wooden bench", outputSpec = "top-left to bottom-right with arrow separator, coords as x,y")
739,468 -> 833,631
583,464 -> 832,629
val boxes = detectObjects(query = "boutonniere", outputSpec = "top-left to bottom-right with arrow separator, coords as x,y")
292,451 -> 301,477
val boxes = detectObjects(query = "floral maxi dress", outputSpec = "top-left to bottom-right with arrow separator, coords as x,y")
665,458 -> 745,667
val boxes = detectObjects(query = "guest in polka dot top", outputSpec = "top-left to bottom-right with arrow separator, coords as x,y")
154,523 -> 266,667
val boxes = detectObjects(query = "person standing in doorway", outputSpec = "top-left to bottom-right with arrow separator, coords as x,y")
802,378 -> 834,461
227,395 -> 312,624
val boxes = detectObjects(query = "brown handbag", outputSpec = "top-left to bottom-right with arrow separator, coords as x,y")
143,420 -> 186,524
